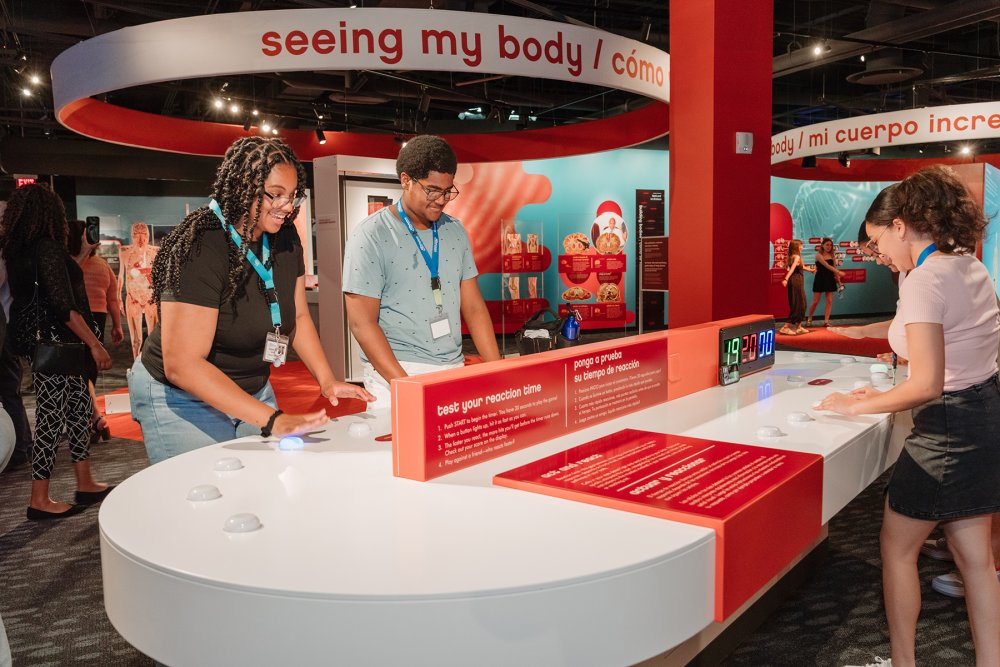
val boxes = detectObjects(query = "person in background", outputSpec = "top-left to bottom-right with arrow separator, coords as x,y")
778,239 -> 815,336
0,400 -> 14,667
830,188 -> 900,344
806,237 -> 845,327
117,222 -> 159,359
129,136 -> 372,464
1,184 -> 114,520
68,218 -> 124,441
819,166 -> 1000,667
0,253 -> 32,470
342,135 -> 500,410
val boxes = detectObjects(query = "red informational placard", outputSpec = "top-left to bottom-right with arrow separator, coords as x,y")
495,429 -> 823,620
393,335 -> 669,481
557,254 -> 627,273
840,268 -> 867,283
559,302 -> 626,322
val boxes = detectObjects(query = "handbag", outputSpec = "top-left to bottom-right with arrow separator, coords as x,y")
33,339 -> 90,376
20,262 -> 92,377
514,309 -> 565,356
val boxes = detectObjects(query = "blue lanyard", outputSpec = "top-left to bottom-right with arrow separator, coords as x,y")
396,199 -> 442,308
209,199 -> 282,331
916,242 -> 937,268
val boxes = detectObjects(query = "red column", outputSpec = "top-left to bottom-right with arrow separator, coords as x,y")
668,0 -> 773,327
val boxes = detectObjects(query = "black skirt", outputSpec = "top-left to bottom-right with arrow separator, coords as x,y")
887,374 -> 1000,520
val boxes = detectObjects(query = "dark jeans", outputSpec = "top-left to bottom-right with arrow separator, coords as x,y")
0,335 -> 32,455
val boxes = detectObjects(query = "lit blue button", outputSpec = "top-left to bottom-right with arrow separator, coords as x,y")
278,436 -> 304,451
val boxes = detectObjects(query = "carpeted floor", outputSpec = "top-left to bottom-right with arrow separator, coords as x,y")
0,323 -> 979,666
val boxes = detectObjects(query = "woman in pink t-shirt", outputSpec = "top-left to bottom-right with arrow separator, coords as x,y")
818,166 -> 1000,666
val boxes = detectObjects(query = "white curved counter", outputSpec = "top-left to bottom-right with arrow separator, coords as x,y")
100,351 -> 897,666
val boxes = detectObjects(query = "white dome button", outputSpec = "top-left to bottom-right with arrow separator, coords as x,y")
348,422 -> 372,438
854,380 -> 870,389
756,425 -> 785,438
787,375 -> 804,384
187,485 -> 222,501
214,457 -> 243,471
224,513 -> 262,533
787,411 -> 813,423
278,436 -> 305,451
840,356 -> 857,364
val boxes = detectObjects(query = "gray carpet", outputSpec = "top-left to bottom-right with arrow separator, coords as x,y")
0,322 -> 978,666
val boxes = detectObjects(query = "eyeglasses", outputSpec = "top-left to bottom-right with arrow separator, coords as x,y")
262,191 -> 306,209
864,225 -> 889,259
414,179 -> 460,202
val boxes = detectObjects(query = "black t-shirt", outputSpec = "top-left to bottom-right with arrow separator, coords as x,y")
142,224 -> 305,394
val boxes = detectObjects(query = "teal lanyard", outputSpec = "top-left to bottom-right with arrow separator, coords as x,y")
916,243 -> 937,268
396,199 -> 442,309
209,199 -> 281,331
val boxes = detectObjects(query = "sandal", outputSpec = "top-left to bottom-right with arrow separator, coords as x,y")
796,326 -> 809,334
779,326 -> 797,336
91,415 -> 111,444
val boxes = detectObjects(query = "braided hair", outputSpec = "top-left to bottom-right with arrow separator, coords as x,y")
0,183 -> 68,262
151,136 -> 307,304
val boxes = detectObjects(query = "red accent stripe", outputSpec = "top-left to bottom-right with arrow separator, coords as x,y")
59,98 -> 669,162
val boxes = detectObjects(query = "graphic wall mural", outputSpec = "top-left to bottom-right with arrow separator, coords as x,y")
769,178 -> 901,318
981,164 -> 1000,297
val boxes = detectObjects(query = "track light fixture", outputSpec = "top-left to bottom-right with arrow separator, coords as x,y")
315,128 -> 327,144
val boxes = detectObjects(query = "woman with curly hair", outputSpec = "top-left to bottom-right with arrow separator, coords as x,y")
818,165 -> 1000,666
129,136 -> 372,464
1,184 -> 114,520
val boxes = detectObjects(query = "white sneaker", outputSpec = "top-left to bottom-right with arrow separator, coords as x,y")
920,536 -> 953,561
931,569 -> 1000,598
845,658 -> 891,667
931,571 -> 964,597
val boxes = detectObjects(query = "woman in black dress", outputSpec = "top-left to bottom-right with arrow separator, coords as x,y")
779,239 -> 815,335
807,237 -> 844,327
1,184 -> 114,520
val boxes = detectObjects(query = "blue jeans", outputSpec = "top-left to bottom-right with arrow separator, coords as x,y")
128,357 -> 277,465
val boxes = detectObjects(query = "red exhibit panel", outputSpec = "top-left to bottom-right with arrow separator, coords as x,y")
494,429 -> 823,620
392,333 -> 669,481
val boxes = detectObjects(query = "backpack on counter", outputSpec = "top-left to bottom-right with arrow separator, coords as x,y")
514,309 -> 564,356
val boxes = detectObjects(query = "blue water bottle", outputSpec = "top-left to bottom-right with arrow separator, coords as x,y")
562,311 -> 580,343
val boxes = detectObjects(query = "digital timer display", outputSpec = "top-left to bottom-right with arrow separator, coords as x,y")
722,329 -> 774,366
719,318 -> 776,380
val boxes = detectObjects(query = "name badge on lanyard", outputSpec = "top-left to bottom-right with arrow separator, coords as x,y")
396,200 -> 450,340
209,199 -> 289,366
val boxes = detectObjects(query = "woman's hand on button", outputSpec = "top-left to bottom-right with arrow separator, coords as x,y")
272,410 -> 329,437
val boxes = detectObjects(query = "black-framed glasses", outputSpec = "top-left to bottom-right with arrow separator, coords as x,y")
864,225 -> 889,258
414,179 -> 460,202
262,191 -> 306,209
